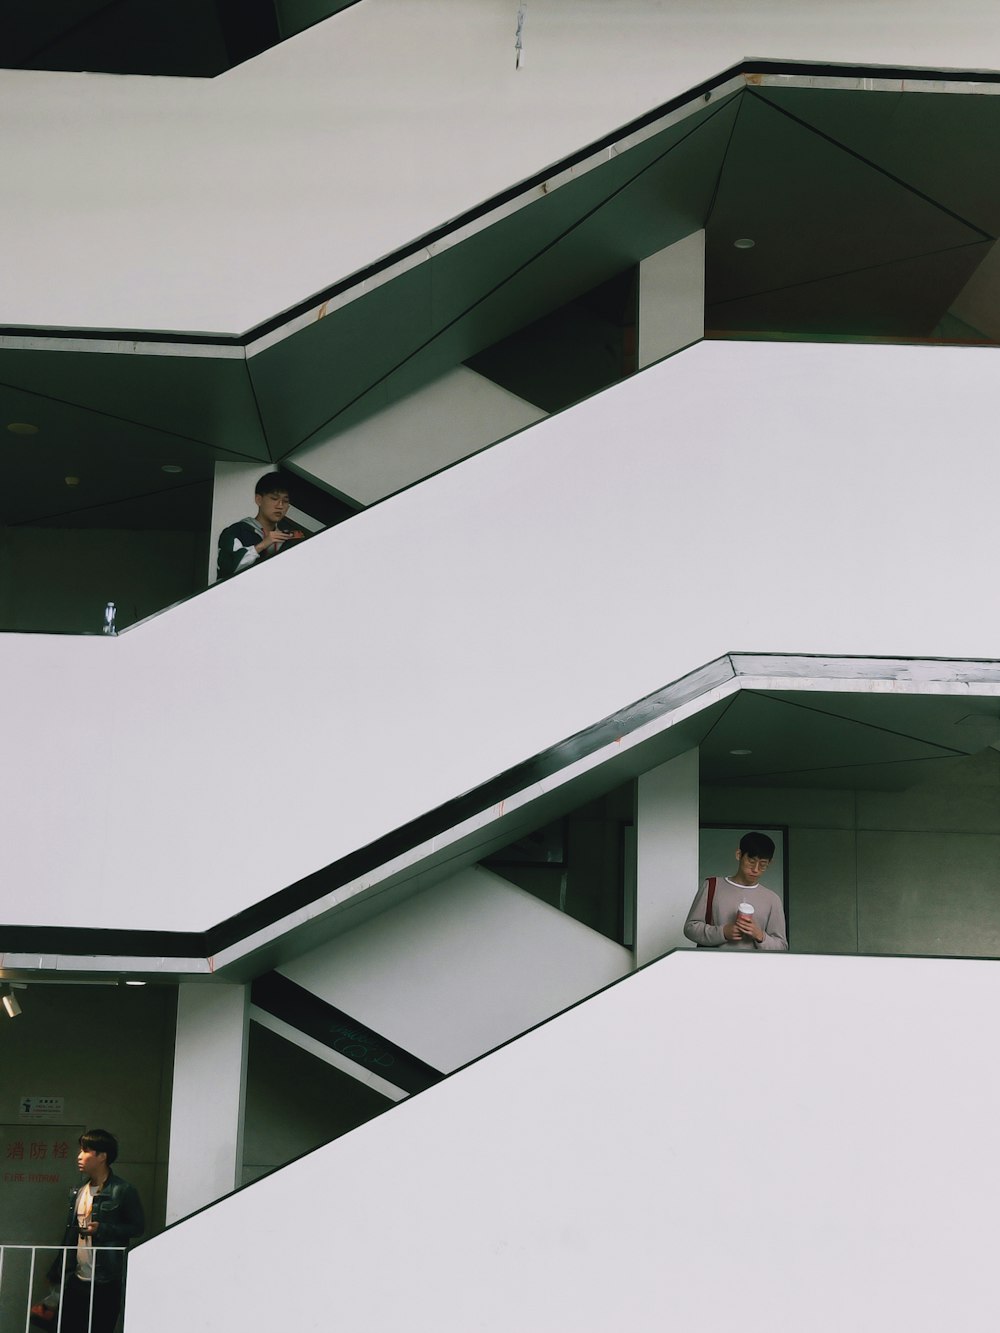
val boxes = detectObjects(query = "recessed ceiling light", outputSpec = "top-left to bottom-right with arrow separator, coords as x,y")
64,476 -> 80,487
6,421 -> 39,435
124,979 -> 146,987
729,748 -> 752,755
733,238 -> 755,250
161,464 -> 183,474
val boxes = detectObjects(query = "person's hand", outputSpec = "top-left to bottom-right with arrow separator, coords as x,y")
255,530 -> 292,554
79,1220 -> 98,1236
736,916 -> 764,943
723,922 -> 743,942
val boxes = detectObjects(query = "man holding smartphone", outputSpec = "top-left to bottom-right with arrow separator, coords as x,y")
216,471 -> 310,580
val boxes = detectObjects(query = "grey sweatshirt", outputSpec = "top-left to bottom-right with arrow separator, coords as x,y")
683,876 -> 788,951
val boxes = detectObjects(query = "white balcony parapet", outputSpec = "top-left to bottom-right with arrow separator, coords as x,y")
1,341 -> 999,948
125,949 -> 1000,1332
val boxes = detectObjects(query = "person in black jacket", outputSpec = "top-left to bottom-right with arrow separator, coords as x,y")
47,1129 -> 144,1333
216,470 -> 309,580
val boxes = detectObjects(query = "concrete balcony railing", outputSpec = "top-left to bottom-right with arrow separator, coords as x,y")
1,340 -> 999,954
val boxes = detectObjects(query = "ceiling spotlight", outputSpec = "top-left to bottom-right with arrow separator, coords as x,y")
3,987 -> 23,1017
161,465 -> 183,474
733,238 -> 756,250
729,748 -> 753,756
6,422 -> 39,435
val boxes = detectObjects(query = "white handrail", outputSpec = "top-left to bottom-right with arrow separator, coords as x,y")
0,1246 -> 128,1333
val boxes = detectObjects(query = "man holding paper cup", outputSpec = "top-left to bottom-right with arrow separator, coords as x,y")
683,831 -> 788,951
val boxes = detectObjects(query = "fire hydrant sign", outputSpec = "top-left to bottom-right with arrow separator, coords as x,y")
18,1097 -> 65,1122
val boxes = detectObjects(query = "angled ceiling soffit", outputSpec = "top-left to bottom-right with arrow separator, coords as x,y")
0,344 -> 270,462
250,94 -> 740,456
705,87 -> 992,337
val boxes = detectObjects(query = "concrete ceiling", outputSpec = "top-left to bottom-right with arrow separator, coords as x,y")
699,689 -> 1000,789
0,0 -> 360,77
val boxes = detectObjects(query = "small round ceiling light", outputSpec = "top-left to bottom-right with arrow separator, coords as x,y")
161,464 -> 183,474
733,238 -> 756,250
64,476 -> 80,487
6,421 -> 39,435
729,748 -> 753,755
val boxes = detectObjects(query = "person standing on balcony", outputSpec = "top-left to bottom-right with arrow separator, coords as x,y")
216,471 -> 309,580
47,1129 -> 145,1333
683,831 -> 788,951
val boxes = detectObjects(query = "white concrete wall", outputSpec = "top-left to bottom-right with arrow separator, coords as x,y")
125,950 -> 1000,1332
638,231 -> 705,368
281,865 -> 632,1072
3,0 -> 1000,332
166,984 -> 249,1224
635,748 -> 700,964
4,341 -> 1000,935
293,366 -> 546,506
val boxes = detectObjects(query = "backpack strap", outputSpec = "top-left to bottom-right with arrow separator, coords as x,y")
705,876 -> 717,925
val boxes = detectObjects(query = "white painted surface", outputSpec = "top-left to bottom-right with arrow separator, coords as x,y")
126,951 -> 1000,1331
5,341 -> 1000,934
293,365 -> 546,506
638,231 -> 705,368
3,0 -> 1000,331
281,865 -> 632,1072
635,748 -> 701,963
166,984 -> 249,1225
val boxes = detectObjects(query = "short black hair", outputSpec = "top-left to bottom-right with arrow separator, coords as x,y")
79,1129 -> 119,1165
739,831 -> 775,860
255,471 -> 291,497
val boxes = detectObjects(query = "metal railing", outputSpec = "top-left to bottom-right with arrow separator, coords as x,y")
0,1245 -> 128,1333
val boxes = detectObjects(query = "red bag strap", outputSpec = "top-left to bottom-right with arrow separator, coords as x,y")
705,876 -> 717,925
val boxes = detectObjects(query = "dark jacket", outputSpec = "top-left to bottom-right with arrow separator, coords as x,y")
216,517 -> 309,580
48,1172 -> 145,1286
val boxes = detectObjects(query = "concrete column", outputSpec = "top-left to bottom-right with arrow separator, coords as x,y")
634,747 -> 700,965
166,983 -> 249,1223
637,230 -> 705,369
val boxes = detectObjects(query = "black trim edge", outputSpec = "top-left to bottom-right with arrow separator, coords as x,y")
251,971 -> 443,1094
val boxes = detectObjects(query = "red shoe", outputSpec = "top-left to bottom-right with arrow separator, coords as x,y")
29,1304 -> 57,1329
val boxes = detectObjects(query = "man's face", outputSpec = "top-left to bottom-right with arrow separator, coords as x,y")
77,1147 -> 108,1180
735,850 -> 770,885
255,489 -> 290,526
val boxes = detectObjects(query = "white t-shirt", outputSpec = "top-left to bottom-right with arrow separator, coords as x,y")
75,1183 -> 94,1281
